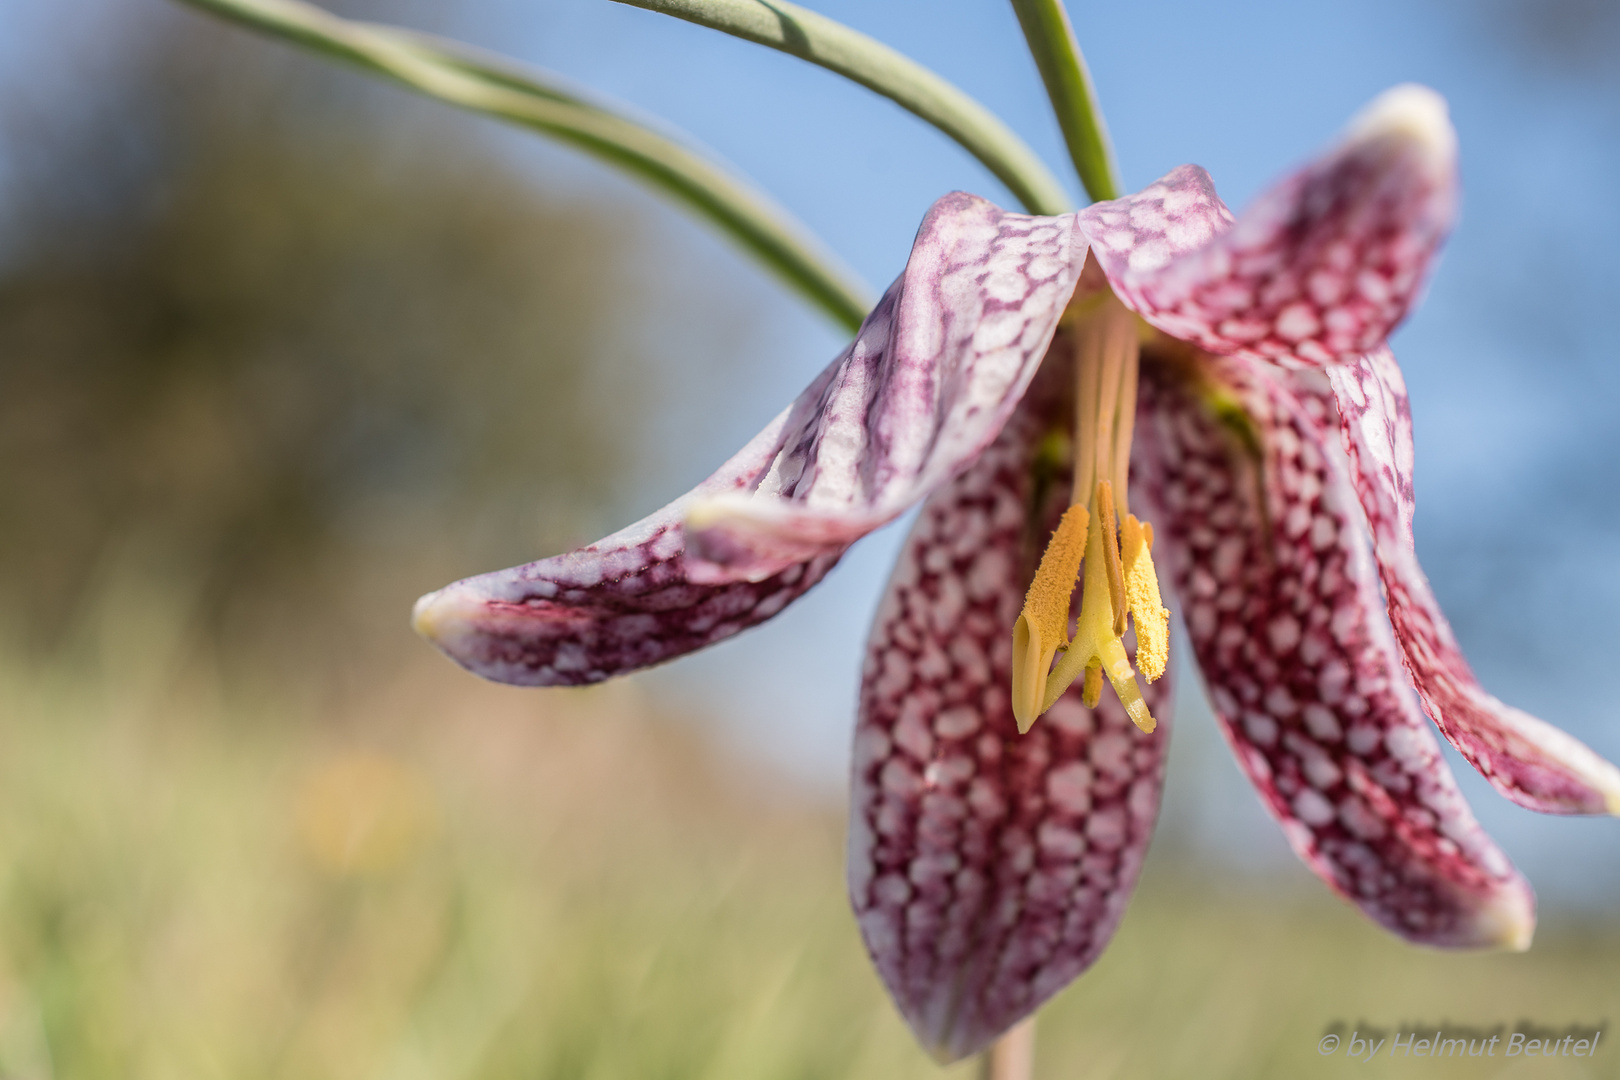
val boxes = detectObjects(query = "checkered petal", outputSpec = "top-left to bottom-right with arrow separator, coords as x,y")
686,193 -> 1089,583
1329,349 -> 1620,815
1134,352 -> 1535,950
849,365 -> 1172,1062
1086,86 -> 1457,371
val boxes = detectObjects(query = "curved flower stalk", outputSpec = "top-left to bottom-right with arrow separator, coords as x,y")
1007,0 -> 1121,202
614,0 -> 1072,215
174,0 -> 874,331
417,85 -> 1620,1058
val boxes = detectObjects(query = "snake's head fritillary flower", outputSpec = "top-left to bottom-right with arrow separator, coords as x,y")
414,85 -> 1620,1062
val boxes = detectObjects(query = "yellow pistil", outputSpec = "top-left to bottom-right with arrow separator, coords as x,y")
1009,288 -> 1170,735
1095,479 -> 1128,638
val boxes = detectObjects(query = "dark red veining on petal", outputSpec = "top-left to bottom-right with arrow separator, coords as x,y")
1134,354 -> 1532,947
849,385 -> 1172,1062
1329,350 -> 1620,814
422,546 -> 841,687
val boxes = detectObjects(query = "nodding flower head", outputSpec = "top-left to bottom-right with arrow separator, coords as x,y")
414,85 -> 1620,1062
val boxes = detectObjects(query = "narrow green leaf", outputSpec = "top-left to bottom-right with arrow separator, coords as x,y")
173,0 -> 874,332
1008,0 -> 1121,203
615,0 -> 1072,217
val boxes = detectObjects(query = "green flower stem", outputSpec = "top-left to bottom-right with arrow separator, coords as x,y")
1007,0 -> 1121,203
615,0 -> 1072,216
173,0 -> 874,332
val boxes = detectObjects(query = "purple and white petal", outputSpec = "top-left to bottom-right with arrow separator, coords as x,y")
687,192 -> 1088,583
414,192 -> 1089,686
1135,352 -> 1535,949
1330,349 -> 1620,815
411,410 -> 843,686
850,372 -> 1172,1062
1074,162 -> 1236,291
1096,86 -> 1456,371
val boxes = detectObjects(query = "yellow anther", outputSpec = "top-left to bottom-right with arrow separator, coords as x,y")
1122,514 -> 1170,683
1011,505 -> 1089,732
1038,487 -> 1158,734
1008,283 -> 1167,739
1081,663 -> 1102,709
1020,505 -> 1090,646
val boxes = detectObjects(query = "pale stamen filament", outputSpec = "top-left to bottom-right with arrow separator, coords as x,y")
1071,319 -> 1103,505
1111,334 -> 1139,520
1092,314 -> 1128,512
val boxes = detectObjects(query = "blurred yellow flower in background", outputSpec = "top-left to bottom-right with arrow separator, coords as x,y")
295,752 -> 437,879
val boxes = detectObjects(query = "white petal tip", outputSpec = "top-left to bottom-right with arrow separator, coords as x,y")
1587,752 -> 1620,817
1472,885 -> 1536,953
411,591 -> 440,639
683,497 -> 783,584
686,493 -> 875,584
682,496 -> 736,533
411,584 -> 478,647
1346,84 -> 1457,166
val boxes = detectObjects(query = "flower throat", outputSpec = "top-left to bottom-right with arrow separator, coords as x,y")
1010,291 -> 1169,735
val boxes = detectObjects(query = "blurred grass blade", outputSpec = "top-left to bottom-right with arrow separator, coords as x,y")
1008,0 -> 1121,203
174,0 -> 874,332
615,0 -> 1072,216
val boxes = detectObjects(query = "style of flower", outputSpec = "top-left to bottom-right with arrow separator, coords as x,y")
412,86 -> 1620,1061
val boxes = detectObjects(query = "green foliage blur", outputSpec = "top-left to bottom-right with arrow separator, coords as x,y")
0,10 -> 657,684
1,648 -> 1616,1079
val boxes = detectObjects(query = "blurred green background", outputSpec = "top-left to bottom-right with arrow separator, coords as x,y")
0,2 -> 1616,1079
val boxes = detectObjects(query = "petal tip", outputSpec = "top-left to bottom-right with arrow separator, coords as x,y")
1580,753 -> 1620,817
683,495 -> 783,583
686,493 -> 868,584
411,583 -> 479,652
1472,882 -> 1536,953
681,495 -> 730,532
411,588 -> 443,640
1581,747 -> 1620,817
1345,83 -> 1457,171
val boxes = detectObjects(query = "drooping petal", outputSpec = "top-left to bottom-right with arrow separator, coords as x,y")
1086,85 -> 1457,371
688,192 -> 1090,583
415,192 -> 1089,686
1329,349 -> 1620,815
1134,349 -> 1535,948
411,414 -> 843,686
849,368 -> 1172,1062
